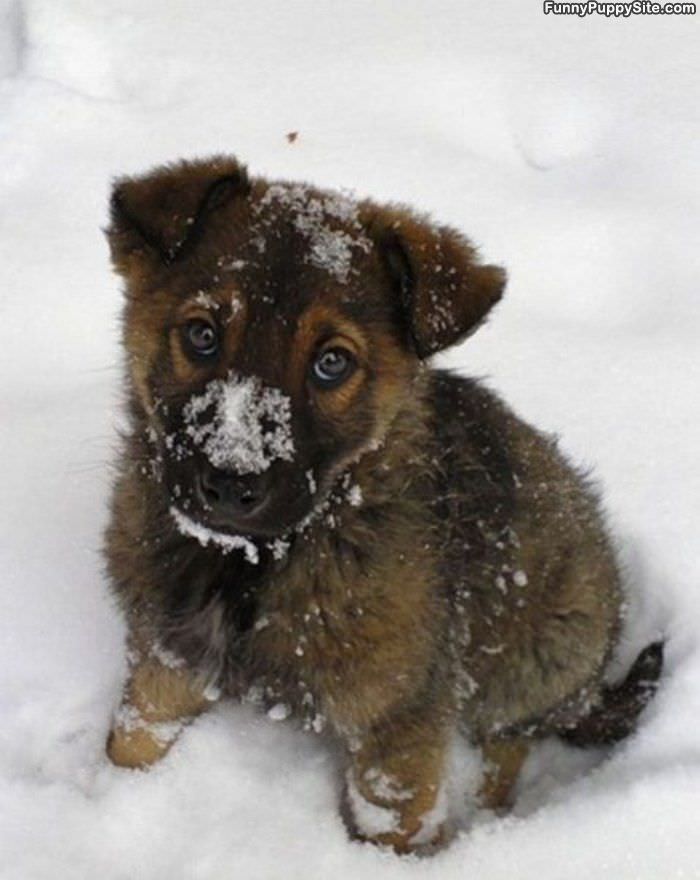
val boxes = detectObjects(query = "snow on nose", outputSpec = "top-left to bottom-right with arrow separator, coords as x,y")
183,374 -> 295,474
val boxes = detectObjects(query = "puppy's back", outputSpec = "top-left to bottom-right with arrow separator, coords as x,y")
428,371 -> 622,740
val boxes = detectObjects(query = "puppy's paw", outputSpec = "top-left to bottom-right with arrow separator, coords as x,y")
352,824 -> 447,856
106,721 -> 178,769
344,772 -> 448,855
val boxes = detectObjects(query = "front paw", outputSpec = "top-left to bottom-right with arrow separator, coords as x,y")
352,824 -> 447,856
345,773 -> 447,855
106,725 -> 173,768
106,706 -> 184,769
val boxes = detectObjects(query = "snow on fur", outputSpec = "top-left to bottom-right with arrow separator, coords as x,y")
183,374 -> 295,474
257,183 -> 371,282
345,770 -> 401,837
170,505 -> 260,563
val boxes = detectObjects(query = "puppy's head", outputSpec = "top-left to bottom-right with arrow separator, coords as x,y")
107,156 -> 505,540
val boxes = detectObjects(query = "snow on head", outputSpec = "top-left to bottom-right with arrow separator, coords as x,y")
257,184 -> 371,283
183,374 -> 295,475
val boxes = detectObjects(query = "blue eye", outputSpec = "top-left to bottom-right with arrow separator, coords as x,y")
185,319 -> 219,359
311,348 -> 355,388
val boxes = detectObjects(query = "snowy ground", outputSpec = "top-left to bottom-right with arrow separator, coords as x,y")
1,1 -> 699,877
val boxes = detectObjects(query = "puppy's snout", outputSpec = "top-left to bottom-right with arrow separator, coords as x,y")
197,463 -> 269,519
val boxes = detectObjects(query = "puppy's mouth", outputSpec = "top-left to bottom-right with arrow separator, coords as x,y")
169,505 -> 264,564
166,456 -> 319,548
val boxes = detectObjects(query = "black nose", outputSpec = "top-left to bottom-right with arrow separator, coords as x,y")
197,463 -> 269,518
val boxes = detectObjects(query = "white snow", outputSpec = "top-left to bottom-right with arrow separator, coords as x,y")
513,569 -> 528,588
183,374 -> 295,474
345,771 -> 401,837
0,2 -> 699,878
267,537 -> 290,561
170,505 -> 260,564
407,784 -> 448,848
267,703 -> 291,723
148,640 -> 185,671
193,290 -> 220,311
347,484 -> 363,508
0,0 -> 22,77
363,768 -> 414,802
258,183 -> 371,282
113,703 -> 184,748
305,468 -> 317,495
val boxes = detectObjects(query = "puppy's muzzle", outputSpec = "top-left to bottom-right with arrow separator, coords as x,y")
196,461 -> 271,524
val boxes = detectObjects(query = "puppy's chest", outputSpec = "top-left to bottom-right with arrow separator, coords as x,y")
213,517 -> 441,727
245,537 -> 381,680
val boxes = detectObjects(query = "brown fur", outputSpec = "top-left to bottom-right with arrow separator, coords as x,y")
479,738 -> 531,811
103,155 -> 661,853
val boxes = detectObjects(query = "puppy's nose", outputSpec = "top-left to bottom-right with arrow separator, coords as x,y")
197,463 -> 269,518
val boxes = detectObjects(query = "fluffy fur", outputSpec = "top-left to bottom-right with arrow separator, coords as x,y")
104,156 -> 661,853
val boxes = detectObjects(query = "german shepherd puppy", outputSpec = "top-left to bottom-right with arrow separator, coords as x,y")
104,156 -> 662,853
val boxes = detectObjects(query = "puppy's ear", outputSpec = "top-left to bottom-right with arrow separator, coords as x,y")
363,205 -> 506,358
107,155 -> 250,275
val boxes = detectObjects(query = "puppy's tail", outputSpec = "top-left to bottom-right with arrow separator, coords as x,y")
558,641 -> 664,747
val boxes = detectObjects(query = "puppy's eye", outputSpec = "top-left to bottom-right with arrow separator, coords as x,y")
183,319 -> 219,359
311,347 -> 356,388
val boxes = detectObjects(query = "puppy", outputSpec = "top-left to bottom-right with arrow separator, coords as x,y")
104,156 -> 662,853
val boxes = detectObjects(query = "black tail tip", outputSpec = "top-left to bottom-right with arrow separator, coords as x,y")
631,640 -> 664,685
560,639 -> 664,748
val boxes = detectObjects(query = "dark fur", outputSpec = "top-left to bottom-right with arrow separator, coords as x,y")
104,156 -> 661,852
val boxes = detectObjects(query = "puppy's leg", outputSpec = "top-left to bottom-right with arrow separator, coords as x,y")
107,636 -> 215,769
478,737 -> 530,811
344,708 -> 450,854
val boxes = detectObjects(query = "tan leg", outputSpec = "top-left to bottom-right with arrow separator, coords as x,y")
479,738 -> 530,811
107,636 -> 216,769
345,709 -> 450,854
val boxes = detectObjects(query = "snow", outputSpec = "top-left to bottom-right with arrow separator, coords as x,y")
148,640 -> 185,671
182,374 -> 295,474
513,569 -> 528,588
0,2 -> 698,878
362,768 -> 415,803
113,703 -> 184,749
0,0 -> 22,78
169,505 -> 260,564
267,703 -> 291,723
258,184 -> 371,282
347,484 -> 363,508
408,785 -> 448,848
345,771 -> 401,837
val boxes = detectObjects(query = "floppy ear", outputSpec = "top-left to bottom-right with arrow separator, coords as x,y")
107,155 -> 250,275
363,205 -> 506,358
